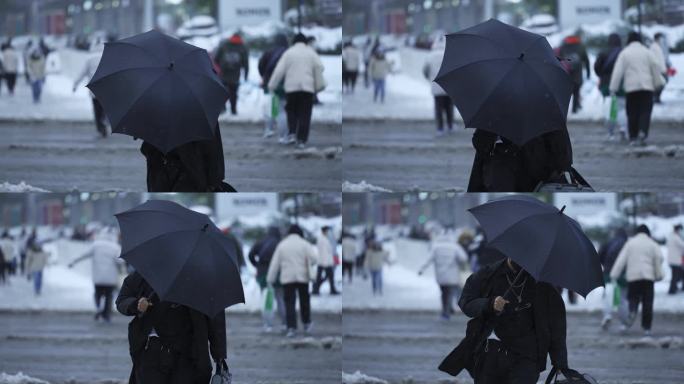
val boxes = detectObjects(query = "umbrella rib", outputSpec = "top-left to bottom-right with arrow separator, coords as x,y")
173,71 -> 224,130
461,60 -> 521,128
524,62 -> 569,126
160,228 -> 206,299
111,71 -> 170,131
88,66 -> 162,87
435,57 -> 512,81
120,228 -> 200,255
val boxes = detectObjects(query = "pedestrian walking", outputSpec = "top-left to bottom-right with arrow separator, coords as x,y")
248,226 -> 284,332
341,231 -> 356,283
418,233 -> 468,320
25,242 -> 48,296
423,35 -> 454,135
609,32 -> 667,145
215,33 -> 249,115
363,37 -> 379,89
666,224 -> 684,294
1,39 -> 19,96
342,42 -> 361,94
598,228 -> 629,330
594,33 -> 627,140
73,46 -> 109,137
364,241 -> 390,295
559,35 -> 590,113
0,231 -> 17,278
26,47 -> 46,104
68,231 -> 123,323
368,50 -> 391,103
268,33 -> 326,149
266,224 -> 316,337
116,271 -> 230,384
651,32 -> 671,104
258,33 -> 289,141
312,226 -> 339,295
610,224 -> 664,335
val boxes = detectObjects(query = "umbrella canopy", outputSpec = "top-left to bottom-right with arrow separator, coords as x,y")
435,19 -> 573,146
115,200 -> 244,317
87,30 -> 229,153
468,194 -> 602,297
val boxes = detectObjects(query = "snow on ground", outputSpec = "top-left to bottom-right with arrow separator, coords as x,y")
0,372 -> 50,384
342,180 -> 392,192
342,371 -> 389,384
0,48 -> 341,124
0,182 -> 49,192
343,236 -> 684,314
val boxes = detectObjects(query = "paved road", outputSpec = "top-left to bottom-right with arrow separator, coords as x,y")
0,311 -> 341,384
343,310 -> 684,384
343,120 -> 684,192
0,120 -> 341,192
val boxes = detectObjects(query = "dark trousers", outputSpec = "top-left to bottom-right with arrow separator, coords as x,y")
571,82 -> 582,112
669,265 -> 684,294
434,95 -> 454,131
477,350 -> 539,384
439,284 -> 459,317
285,91 -> 314,143
92,97 -> 107,136
4,73 -> 17,94
136,337 -> 195,384
225,82 -> 239,114
0,261 -> 6,284
625,90 -> 654,139
312,266 -> 337,294
348,71 -> 358,92
283,282 -> 311,330
94,284 -> 114,321
342,261 -> 354,282
627,279 -> 654,330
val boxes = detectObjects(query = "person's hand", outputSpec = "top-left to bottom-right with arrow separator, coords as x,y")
137,297 -> 153,313
492,296 -> 509,312
560,367 -> 583,380
67,263 -> 73,269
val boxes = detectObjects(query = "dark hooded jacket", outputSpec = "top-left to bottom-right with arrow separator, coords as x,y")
258,34 -> 289,93
439,259 -> 568,378
215,34 -> 249,85
559,36 -> 590,84
467,128 -> 573,192
248,226 -> 282,279
141,124 -> 229,192
594,33 -> 623,97
115,272 -> 227,384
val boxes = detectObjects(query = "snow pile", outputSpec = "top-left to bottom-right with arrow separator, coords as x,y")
342,180 -> 392,192
0,372 -> 50,384
280,336 -> 342,349
0,182 -> 49,192
342,371 -> 389,384
301,25 -> 343,52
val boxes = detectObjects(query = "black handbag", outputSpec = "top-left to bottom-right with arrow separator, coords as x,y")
210,360 -> 232,384
534,168 -> 594,192
545,366 -> 599,384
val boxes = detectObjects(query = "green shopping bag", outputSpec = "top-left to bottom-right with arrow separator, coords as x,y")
271,95 -> 280,119
609,95 -> 618,123
263,285 -> 274,312
613,283 -> 621,307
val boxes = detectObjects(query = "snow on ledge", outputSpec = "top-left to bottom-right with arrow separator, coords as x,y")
342,180 -> 392,192
0,372 -> 50,384
342,371 -> 389,384
0,182 -> 49,192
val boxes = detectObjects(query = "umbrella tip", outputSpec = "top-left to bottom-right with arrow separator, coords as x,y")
168,61 -> 175,70
559,205 -> 566,214
518,53 -> 525,60
202,223 -> 209,232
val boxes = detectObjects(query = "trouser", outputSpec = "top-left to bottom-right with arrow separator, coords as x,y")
571,81 -> 582,112
4,73 -> 17,94
285,91 -> 314,143
0,261 -> 6,284
225,82 -> 239,114
370,270 -> 382,294
348,71 -> 358,92
92,97 -> 107,136
434,95 -> 454,131
669,265 -> 684,294
342,261 -> 354,282
136,337 -> 195,384
476,346 -> 539,384
627,279 -> 654,330
32,270 -> 43,295
94,284 -> 114,321
312,266 -> 337,294
274,285 -> 286,326
373,79 -> 385,102
625,90 -> 654,140
31,79 -> 44,103
283,282 -> 311,330
265,94 -> 287,138
439,284 -> 461,317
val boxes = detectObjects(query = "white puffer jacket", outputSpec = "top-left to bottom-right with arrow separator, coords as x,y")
609,41 -> 666,93
267,234 -> 316,284
342,46 -> 361,72
610,233 -> 664,282
423,237 -> 468,286
316,232 -> 334,267
268,42 -> 324,94
86,238 -> 122,286
666,230 -> 684,266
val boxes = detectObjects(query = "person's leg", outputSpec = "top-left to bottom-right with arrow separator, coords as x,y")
283,283 -> 297,330
670,265 -> 680,294
92,98 -> 107,136
136,338 -> 165,384
169,355 -> 196,384
639,91 -> 654,139
285,92 -> 298,138
439,285 -> 450,317
626,281 -> 639,326
297,92 -> 314,143
326,266 -> 338,293
677,266 -> 684,291
444,96 -> 454,130
377,269 -> 383,294
298,282 -> 312,326
227,83 -> 238,114
93,284 -> 104,318
7,73 -> 17,95
642,280 -> 654,331
572,83 -> 580,112
312,265 -> 324,294
33,270 -> 42,295
31,81 -> 40,103
350,71 -> 358,92
274,286 -> 287,327
373,79 -> 380,102
379,79 -> 386,103
625,92 -> 638,140
370,270 -> 379,294
103,285 -> 114,321
434,97 -> 444,132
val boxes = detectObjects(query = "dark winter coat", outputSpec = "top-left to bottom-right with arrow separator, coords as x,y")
438,259 -> 568,378
559,37 -> 590,84
248,227 -> 282,279
141,124 -> 226,192
215,35 -> 249,85
598,231 -> 628,282
594,34 -> 624,97
258,34 -> 289,94
467,128 -> 573,192
115,272 -> 227,384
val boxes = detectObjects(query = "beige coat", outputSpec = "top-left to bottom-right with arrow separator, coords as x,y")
268,42 -> 324,94
666,230 -> 684,266
342,46 -> 361,72
610,233 -> 664,282
341,237 -> 357,262
364,249 -> 389,271
368,57 -> 391,80
316,232 -> 334,267
26,249 -> 49,274
609,41 -> 666,93
267,234 -> 316,285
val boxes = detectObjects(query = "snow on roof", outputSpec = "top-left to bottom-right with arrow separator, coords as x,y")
522,13 -> 557,28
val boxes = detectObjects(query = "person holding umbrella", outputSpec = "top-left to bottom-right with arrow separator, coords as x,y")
114,200 -> 244,383
439,195 -> 601,383
87,30 -> 235,192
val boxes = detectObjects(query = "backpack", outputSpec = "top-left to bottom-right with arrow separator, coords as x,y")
221,50 -> 242,72
567,51 -> 582,73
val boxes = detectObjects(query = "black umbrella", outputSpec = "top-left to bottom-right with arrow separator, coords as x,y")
115,200 -> 244,317
468,194 -> 602,297
87,30 -> 229,153
435,19 -> 573,146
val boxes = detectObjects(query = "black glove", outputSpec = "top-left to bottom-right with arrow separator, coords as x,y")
560,367 -> 583,380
